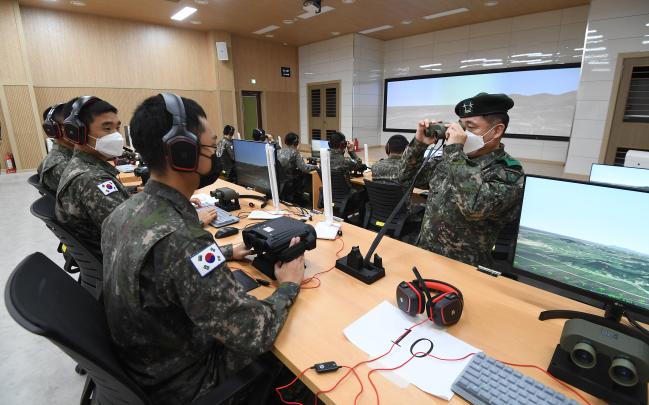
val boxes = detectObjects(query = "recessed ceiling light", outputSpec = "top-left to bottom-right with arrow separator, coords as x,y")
283,19 -> 294,24
70,0 -> 86,6
331,31 -> 340,35
359,25 -> 393,34
265,34 -> 274,38
171,7 -> 197,21
282,42 -> 288,46
484,1 -> 498,6
342,0 -> 355,3
401,19 -> 412,25
251,79 -> 256,84
190,20 -> 202,25
423,7 -> 469,20
253,25 -> 279,35
194,0 -> 208,4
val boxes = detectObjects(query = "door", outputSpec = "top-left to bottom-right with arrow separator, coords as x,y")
605,57 -> 649,165
307,82 -> 340,142
242,91 -> 262,140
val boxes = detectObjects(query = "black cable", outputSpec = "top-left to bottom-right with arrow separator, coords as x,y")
625,311 -> 649,337
362,137 -> 444,265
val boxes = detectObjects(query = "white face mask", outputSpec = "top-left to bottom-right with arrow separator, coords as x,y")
463,126 -> 496,154
92,132 -> 124,158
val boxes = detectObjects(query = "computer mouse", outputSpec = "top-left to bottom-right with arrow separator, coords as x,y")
215,226 -> 239,239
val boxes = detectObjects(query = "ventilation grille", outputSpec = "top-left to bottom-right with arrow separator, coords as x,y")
310,89 -> 321,118
325,130 -> 337,140
624,65 -> 649,122
311,129 -> 321,140
325,87 -> 337,117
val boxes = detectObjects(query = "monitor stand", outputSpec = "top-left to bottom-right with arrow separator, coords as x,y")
540,303 -> 649,405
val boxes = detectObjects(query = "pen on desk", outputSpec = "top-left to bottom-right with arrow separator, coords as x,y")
476,265 -> 501,277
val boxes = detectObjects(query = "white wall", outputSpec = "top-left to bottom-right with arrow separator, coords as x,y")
299,34 -> 354,143
381,6 -> 590,163
353,34 -> 384,146
564,0 -> 649,175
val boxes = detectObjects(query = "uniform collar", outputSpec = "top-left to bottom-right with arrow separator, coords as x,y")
386,155 -> 401,160
143,180 -> 197,218
53,143 -> 74,158
470,143 -> 506,166
73,149 -> 118,176
330,148 -> 345,156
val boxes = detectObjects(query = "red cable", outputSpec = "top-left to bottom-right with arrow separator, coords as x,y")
366,352 -> 422,405
301,237 -> 345,289
274,365 -> 363,405
312,366 -> 364,405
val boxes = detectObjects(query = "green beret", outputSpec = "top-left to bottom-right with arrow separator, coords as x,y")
455,92 -> 514,118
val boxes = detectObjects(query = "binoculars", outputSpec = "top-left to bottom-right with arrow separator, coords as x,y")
424,121 -> 466,140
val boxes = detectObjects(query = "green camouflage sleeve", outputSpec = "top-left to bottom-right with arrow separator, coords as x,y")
221,243 -> 233,260
169,238 -> 299,357
344,150 -> 363,172
443,143 -> 524,221
82,176 -> 130,231
398,138 -> 438,188
294,150 -> 317,173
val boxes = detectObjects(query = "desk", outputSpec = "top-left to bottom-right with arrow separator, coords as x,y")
197,179 -> 606,405
350,172 -> 428,203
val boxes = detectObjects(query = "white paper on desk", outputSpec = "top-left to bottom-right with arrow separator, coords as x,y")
344,300 -> 480,401
191,193 -> 217,207
247,210 -> 286,220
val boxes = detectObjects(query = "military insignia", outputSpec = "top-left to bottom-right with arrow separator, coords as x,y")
462,101 -> 473,114
190,243 -> 225,277
97,180 -> 118,195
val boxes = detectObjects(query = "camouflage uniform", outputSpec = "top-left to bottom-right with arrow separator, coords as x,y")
399,140 -> 524,267
329,148 -> 362,179
36,143 -> 73,193
56,150 -> 130,260
216,137 -> 236,182
102,180 -> 300,405
277,147 -> 317,174
371,155 -> 403,185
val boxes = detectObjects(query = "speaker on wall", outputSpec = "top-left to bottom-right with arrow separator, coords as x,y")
215,42 -> 229,61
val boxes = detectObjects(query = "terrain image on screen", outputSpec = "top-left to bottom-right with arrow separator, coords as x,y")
233,140 -> 271,194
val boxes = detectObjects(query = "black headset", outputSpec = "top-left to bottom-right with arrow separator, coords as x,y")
63,96 -> 99,145
161,92 -> 199,172
43,103 -> 65,139
223,125 -> 235,136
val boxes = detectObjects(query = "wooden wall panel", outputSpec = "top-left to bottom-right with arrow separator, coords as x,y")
5,85 -> 44,169
21,7 -> 216,90
0,0 -> 27,84
231,36 -> 298,93
263,91 -> 299,139
0,94 -> 12,171
33,88 -> 221,138
219,90 -> 236,129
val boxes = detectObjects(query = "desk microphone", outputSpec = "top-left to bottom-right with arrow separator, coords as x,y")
335,134 -> 445,284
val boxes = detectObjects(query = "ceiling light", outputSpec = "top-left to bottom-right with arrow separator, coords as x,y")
586,34 -> 603,39
70,0 -> 86,6
342,0 -> 355,3
484,1 -> 498,6
282,42 -> 288,46
331,31 -> 340,35
190,20 -> 202,25
297,5 -> 334,19
171,7 -> 197,21
583,47 -> 606,52
401,19 -> 412,25
359,25 -> 393,34
251,79 -> 256,84
423,8 -> 469,20
419,63 -> 442,68
253,25 -> 279,35
265,34 -> 274,38
283,19 -> 294,24
194,0 -> 209,4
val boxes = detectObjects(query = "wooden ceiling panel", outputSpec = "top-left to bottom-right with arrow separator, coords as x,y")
17,0 -> 590,46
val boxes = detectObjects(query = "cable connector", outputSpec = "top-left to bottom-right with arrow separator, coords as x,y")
313,361 -> 341,373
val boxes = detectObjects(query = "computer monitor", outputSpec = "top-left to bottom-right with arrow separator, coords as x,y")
512,175 -> 649,321
590,163 -> 649,190
233,139 -> 276,195
311,140 -> 329,158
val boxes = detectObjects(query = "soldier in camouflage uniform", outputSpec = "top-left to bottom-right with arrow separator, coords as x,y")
371,134 -> 409,185
102,94 -> 306,405
399,93 -> 525,267
37,102 -> 75,193
216,124 -> 237,182
277,132 -> 317,174
328,131 -> 364,180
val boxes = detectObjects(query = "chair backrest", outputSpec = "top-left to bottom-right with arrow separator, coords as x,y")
330,169 -> 352,204
30,196 -> 103,300
27,173 -> 55,200
4,252 -> 150,405
364,180 -> 408,226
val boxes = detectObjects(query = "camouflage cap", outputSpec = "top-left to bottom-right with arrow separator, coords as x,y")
454,92 -> 514,118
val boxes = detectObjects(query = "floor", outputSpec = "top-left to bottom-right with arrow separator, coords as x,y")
0,171 -> 83,405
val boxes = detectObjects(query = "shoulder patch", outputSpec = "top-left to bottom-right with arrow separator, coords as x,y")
190,243 -> 226,277
498,157 -> 522,168
97,180 -> 118,195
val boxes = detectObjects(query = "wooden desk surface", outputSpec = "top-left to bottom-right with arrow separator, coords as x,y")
196,179 -> 604,405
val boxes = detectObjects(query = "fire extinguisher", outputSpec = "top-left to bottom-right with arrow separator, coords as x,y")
353,138 -> 359,152
5,153 -> 16,174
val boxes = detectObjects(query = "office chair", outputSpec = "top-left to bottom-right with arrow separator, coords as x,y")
27,173 -> 55,200
4,252 -> 272,405
30,196 -> 103,300
363,180 -> 424,240
317,169 -> 366,223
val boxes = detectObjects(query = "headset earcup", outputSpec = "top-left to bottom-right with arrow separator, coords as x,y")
164,130 -> 198,171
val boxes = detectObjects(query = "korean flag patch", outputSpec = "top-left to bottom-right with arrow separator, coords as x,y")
97,180 -> 118,196
190,243 -> 226,277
